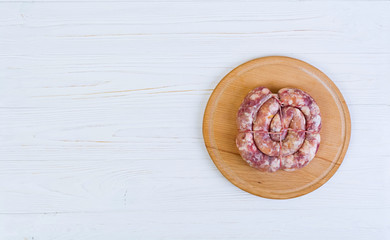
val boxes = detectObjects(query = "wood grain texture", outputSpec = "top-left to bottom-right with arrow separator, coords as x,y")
203,56 -> 351,199
0,1 -> 389,240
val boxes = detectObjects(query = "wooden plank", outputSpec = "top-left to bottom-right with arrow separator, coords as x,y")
0,1 -> 389,239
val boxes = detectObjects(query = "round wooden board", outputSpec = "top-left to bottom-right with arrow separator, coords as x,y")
203,56 -> 351,199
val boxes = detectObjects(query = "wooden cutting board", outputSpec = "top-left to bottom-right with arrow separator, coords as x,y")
203,56 -> 351,199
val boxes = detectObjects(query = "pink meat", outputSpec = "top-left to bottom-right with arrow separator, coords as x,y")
277,88 -> 321,171
235,87 -> 321,172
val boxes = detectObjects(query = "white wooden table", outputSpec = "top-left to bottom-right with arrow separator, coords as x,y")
1,1 -> 389,239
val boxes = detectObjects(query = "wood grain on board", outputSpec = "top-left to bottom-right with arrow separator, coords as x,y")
203,56 -> 351,199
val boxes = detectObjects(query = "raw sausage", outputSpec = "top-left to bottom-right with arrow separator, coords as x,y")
236,87 -> 321,172
278,88 -> 321,170
236,87 -> 280,172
